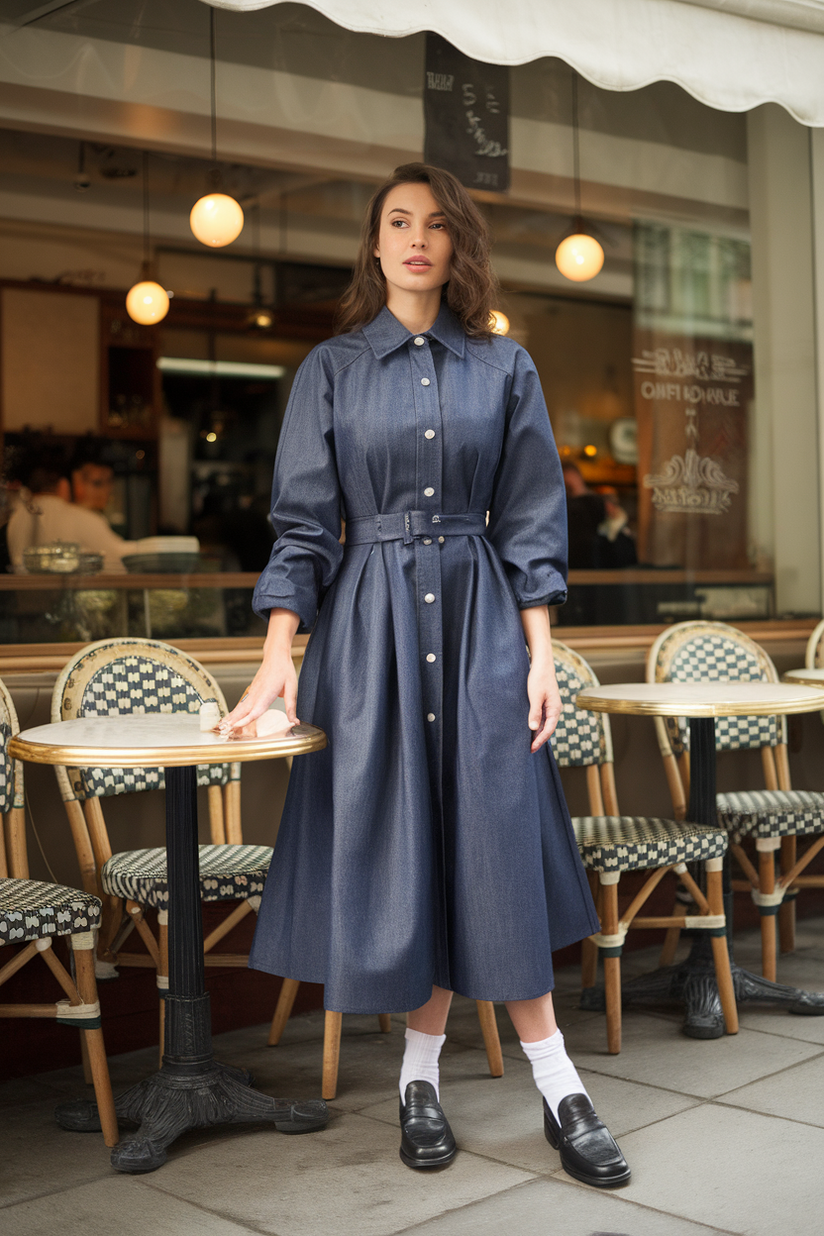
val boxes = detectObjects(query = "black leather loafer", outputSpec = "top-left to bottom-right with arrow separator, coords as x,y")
543,1094 -> 631,1188
399,1080 -> 457,1169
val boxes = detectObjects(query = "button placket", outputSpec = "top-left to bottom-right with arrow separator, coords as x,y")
408,334 -> 444,760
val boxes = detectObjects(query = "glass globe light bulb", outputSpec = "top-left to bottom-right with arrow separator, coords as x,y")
555,233 -> 604,282
189,193 -> 245,247
489,310 -> 510,336
125,280 -> 170,325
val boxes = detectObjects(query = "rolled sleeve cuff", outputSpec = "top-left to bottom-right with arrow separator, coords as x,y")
252,581 -> 318,633
517,589 -> 568,610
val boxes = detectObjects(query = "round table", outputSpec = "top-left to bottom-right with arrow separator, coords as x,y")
9,713 -> 328,1173
576,681 -> 824,1038
783,667 -> 824,689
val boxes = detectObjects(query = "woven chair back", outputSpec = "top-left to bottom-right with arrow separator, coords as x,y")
52,638 -> 238,803
552,641 -> 614,769
648,620 -> 784,757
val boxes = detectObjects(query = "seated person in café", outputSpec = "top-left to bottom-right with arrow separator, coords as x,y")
7,445 -> 135,572
71,449 -> 115,515
562,462 -> 636,569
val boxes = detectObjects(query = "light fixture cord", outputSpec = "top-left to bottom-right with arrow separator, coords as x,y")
210,5 -> 218,166
572,70 -> 581,221
142,149 -> 151,272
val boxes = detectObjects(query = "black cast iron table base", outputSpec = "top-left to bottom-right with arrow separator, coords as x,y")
54,764 -> 328,1171
581,932 -> 824,1038
581,716 -> 824,1038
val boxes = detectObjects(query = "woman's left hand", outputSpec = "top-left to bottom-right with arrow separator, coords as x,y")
526,660 -> 562,753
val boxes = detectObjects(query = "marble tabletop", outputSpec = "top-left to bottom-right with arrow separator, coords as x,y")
576,680 -> 824,718
9,712 -> 326,768
783,667 -> 824,688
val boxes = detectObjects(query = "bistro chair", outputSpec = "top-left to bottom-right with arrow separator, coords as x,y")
648,620 -> 824,982
0,672 -> 118,1146
269,964 -> 504,1103
553,641 -> 737,1052
51,637 -> 272,1055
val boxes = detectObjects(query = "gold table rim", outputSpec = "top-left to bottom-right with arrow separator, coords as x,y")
8,720 -> 327,768
575,683 -> 824,718
783,668 -> 824,688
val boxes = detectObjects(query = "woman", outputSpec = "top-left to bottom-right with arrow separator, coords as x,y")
222,163 -> 630,1189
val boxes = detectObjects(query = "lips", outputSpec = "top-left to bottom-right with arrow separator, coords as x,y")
404,258 -> 432,268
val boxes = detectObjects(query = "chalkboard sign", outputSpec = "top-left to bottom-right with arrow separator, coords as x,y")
423,33 -> 510,193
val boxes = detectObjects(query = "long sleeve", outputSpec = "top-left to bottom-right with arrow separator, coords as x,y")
252,347 -> 344,631
486,347 -> 568,608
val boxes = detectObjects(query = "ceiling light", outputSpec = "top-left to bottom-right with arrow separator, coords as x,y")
555,71 -> 604,285
158,358 -> 286,379
190,8 -> 244,249
490,310 -> 510,335
127,282 -> 170,325
126,151 -> 170,325
555,233 -> 604,282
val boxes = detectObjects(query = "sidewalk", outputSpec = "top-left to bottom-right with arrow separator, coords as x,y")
3,921 -> 824,1236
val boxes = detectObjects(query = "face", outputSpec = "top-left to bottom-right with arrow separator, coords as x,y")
373,182 -> 453,300
74,464 -> 114,511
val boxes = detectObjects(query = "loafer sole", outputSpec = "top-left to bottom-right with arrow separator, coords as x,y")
399,1144 -> 457,1170
544,1112 -> 631,1189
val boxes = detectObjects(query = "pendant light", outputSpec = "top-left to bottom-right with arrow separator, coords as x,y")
489,310 -> 510,336
126,151 -> 170,325
555,72 -> 604,283
190,7 -> 244,248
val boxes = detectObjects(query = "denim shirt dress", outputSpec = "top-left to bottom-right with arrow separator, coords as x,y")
249,303 -> 599,1013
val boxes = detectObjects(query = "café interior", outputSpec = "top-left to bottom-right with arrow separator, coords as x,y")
3,2 -> 824,1231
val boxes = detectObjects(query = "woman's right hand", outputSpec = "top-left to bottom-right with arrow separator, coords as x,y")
219,608 -> 301,732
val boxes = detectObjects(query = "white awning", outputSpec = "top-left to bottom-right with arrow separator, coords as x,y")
203,0 -> 824,126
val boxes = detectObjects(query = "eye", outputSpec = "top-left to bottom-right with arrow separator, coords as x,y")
390,218 -> 408,228
430,221 -> 447,230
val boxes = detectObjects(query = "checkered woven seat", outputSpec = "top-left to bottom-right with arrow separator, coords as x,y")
573,817 -> 728,874
102,844 -> 273,910
647,620 -> 824,984
552,640 -> 738,1053
0,878 -> 101,945
717,790 -> 824,839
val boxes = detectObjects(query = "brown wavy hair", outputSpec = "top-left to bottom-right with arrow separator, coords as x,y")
336,163 -> 498,339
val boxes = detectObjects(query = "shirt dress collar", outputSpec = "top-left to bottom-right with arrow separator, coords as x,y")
362,303 -> 466,360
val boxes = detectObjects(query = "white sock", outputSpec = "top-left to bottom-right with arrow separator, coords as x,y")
399,1027 -> 446,1102
520,1029 -> 589,1121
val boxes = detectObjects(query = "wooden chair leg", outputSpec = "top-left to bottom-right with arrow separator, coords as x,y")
601,877 -> 622,1054
157,911 -> 169,1066
475,1000 -> 504,1077
659,896 -> 687,967
322,1010 -> 343,1101
705,862 -> 738,1035
72,940 -> 119,1147
778,836 -> 797,955
757,841 -> 779,982
268,977 -> 300,1046
581,936 -> 598,989
378,1014 -> 392,1033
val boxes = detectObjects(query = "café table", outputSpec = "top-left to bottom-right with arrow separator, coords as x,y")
9,711 -> 329,1173
575,680 -> 824,1038
784,667 -> 824,689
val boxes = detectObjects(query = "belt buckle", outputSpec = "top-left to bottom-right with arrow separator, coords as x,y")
431,515 -> 441,524
403,512 -> 413,545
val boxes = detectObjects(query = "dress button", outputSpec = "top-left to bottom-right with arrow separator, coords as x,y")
414,336 -> 425,346
424,487 -> 435,497
438,536 -> 445,544
424,430 -> 435,439
423,537 -> 432,545
421,378 -> 430,386
427,713 -> 436,722
424,593 -> 435,603
426,653 -> 436,663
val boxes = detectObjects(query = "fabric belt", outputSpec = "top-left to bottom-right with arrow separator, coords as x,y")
345,510 -> 487,546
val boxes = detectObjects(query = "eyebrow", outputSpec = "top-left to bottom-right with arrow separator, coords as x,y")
387,208 -> 447,218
